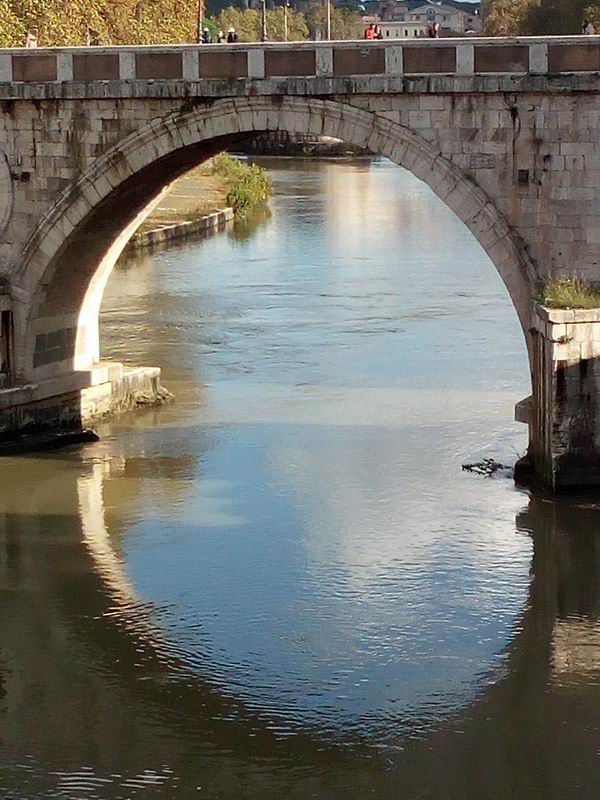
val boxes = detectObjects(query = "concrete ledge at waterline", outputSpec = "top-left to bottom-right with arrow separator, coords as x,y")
0,370 -> 90,411
535,304 -> 600,325
127,207 -> 234,252
80,366 -> 172,423
528,302 -> 600,491
532,302 -> 600,350
0,363 -> 172,439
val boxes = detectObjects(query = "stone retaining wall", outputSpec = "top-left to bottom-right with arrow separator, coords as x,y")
126,207 -> 234,251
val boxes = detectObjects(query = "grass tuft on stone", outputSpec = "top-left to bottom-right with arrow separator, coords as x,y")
538,277 -> 600,310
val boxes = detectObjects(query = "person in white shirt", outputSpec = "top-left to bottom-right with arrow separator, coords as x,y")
583,18 -> 596,35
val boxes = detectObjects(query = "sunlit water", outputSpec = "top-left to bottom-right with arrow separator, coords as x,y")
2,159 -> 600,800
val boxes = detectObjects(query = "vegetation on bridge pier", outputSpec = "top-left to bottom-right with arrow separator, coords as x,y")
538,277 -> 600,310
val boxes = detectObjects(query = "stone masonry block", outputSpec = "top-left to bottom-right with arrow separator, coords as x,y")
307,111 -> 325,137
570,322 -> 596,342
418,96 -> 446,111
581,341 -> 600,361
552,341 -> 581,361
408,110 -> 431,129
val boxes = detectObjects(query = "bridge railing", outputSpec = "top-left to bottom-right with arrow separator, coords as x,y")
0,36 -> 598,83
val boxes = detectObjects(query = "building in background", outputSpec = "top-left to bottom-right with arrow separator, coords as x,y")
378,19 -> 428,36
373,0 -> 481,34
407,2 -> 481,33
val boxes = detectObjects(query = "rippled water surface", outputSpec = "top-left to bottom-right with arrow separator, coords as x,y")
2,159 -> 600,799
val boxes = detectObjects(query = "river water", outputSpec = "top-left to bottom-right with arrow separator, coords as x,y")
2,158 -> 600,799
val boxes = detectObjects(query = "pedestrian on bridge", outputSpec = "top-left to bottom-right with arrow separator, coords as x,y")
427,19 -> 440,38
583,18 -> 596,34
227,27 -> 238,43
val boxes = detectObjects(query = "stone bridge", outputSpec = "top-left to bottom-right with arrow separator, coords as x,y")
1,35 -> 600,489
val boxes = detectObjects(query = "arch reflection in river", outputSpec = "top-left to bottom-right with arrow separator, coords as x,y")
2,454 -> 600,798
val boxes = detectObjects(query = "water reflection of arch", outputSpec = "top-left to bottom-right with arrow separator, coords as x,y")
0,451 -> 346,798
3,462 -> 600,797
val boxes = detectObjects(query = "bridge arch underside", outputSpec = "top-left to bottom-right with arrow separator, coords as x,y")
15,96 -> 536,386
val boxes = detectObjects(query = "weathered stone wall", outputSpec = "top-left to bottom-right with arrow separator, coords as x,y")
528,305 -> 600,490
2,86 -> 598,293
0,37 -> 599,320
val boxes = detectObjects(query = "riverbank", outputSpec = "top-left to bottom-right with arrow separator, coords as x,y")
126,155 -> 271,253
126,208 -> 234,251
0,157 -> 270,450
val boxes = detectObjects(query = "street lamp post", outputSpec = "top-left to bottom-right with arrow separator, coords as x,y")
260,0 -> 268,42
284,2 -> 289,42
196,0 -> 204,43
326,0 -> 331,40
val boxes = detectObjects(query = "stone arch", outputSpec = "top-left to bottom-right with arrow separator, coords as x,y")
0,149 -> 14,236
14,96 -> 537,382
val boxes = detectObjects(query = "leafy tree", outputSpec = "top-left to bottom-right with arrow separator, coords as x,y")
482,0 -> 531,35
206,0 -> 247,14
483,0 -> 600,34
585,2 -> 600,27
0,0 -> 358,45
305,4 -> 362,39
214,5 -> 308,40
264,6 -> 310,41
525,0 -> 600,33
0,0 -> 26,45
215,6 -> 261,39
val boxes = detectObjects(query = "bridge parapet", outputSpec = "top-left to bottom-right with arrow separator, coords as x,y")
0,36 -> 598,93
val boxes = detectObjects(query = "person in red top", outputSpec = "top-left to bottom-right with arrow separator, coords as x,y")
364,23 -> 376,39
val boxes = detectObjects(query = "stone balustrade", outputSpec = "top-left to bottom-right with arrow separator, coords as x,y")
0,36 -> 599,87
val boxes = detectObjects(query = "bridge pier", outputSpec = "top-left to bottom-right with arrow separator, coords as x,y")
517,304 -> 600,492
0,361 -> 165,439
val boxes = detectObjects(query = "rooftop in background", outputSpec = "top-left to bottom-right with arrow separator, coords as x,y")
374,0 -> 481,32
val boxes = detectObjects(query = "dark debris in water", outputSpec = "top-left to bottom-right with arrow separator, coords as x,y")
462,458 -> 512,478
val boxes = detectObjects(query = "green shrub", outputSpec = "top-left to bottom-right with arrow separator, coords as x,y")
212,154 -> 272,215
538,277 -> 600,309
